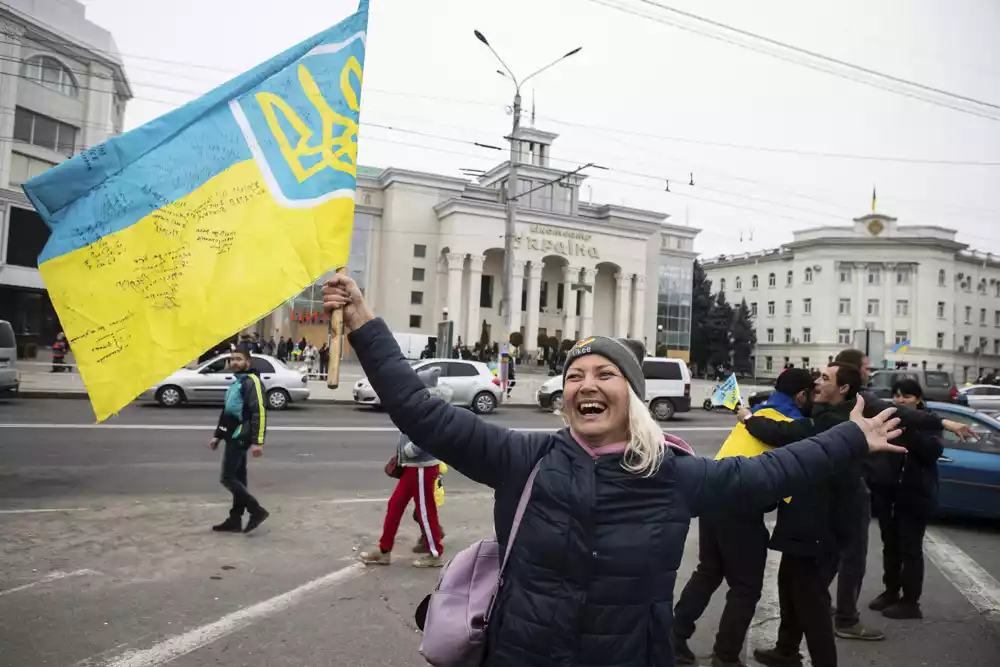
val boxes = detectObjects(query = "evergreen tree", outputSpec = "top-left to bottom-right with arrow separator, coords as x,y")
690,260 -> 714,374
731,299 -> 757,375
706,291 -> 735,374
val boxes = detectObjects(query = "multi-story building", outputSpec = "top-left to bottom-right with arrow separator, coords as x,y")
0,0 -> 131,344
702,213 -> 1000,383
260,125 -> 701,359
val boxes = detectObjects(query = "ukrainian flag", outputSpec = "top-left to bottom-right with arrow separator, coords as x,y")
23,2 -> 369,421
891,339 -> 911,353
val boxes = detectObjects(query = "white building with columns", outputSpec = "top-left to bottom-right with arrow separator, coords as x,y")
702,213 -> 1000,383
270,126 -> 700,359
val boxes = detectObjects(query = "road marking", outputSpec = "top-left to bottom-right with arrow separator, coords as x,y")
94,563 -> 365,667
925,528 -> 1000,622
0,507 -> 89,514
0,569 -> 100,597
0,423 -> 731,433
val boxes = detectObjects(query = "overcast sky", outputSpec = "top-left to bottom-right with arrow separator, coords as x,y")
84,0 -> 1000,257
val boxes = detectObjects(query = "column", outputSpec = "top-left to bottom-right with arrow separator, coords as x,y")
562,265 -> 580,341
524,262 -> 543,354
854,263 -> 866,331
466,254 -> 485,344
580,268 -> 596,338
614,273 -> 632,337
445,253 -> 465,345
884,262 -> 894,337
630,274 -> 646,340
509,260 -> 525,339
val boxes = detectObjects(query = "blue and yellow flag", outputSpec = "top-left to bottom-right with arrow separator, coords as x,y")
890,339 -> 910,353
715,407 -> 793,503
711,373 -> 742,410
23,3 -> 369,421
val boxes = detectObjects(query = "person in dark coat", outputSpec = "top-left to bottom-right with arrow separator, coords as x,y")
867,378 -> 943,620
320,275 -> 904,667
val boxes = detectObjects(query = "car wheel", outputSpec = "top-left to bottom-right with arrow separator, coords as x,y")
473,391 -> 497,414
702,398 -> 714,411
156,385 -> 184,407
550,392 -> 564,412
650,398 -> 676,421
267,388 -> 290,410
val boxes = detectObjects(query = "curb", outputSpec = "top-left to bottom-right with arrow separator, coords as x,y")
11,390 -> 544,409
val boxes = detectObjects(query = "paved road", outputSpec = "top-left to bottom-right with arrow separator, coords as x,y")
1,400 -> 998,666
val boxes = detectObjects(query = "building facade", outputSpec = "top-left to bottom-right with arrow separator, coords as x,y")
0,0 -> 131,345
702,214 -> 1000,383
263,127 -> 700,359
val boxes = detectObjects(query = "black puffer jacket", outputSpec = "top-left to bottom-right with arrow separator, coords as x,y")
869,419 -> 943,514
351,319 -> 870,667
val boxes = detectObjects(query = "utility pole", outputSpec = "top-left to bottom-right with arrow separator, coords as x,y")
474,30 -> 581,399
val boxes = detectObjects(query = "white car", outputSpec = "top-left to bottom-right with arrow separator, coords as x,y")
0,320 -> 18,396
960,384 -> 1000,412
354,358 -> 503,414
142,354 -> 309,410
535,357 -> 692,420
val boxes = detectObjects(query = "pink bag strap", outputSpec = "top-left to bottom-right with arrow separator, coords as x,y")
499,460 -> 542,574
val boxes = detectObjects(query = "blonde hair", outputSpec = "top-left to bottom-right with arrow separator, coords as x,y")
558,385 -> 665,477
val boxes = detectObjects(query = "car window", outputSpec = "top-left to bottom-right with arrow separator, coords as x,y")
250,357 -> 275,374
201,358 -> 228,373
643,360 -> 683,381
925,372 -> 952,388
870,372 -> 893,389
415,362 -> 444,377
446,362 -> 479,378
930,409 -> 998,452
0,322 -> 15,348
985,387 -> 1000,396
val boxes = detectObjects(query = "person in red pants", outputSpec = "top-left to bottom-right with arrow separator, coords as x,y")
360,368 -> 449,568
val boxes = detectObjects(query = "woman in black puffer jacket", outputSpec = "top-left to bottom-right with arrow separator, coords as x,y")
321,274 -> 904,667
868,378 -> 943,620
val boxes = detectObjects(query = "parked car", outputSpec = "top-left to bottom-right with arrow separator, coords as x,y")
535,357 -> 692,421
958,384 -> 1000,412
924,402 -> 1000,519
142,354 -> 309,410
0,320 -> 18,396
869,369 -> 962,404
353,358 -> 502,414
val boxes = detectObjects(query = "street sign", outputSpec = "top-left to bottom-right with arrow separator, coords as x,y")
437,320 -> 455,359
852,329 -> 886,368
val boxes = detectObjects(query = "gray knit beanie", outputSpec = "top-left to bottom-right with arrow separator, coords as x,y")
563,336 -> 646,400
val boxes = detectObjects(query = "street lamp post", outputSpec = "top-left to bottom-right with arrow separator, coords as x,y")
474,30 -> 581,398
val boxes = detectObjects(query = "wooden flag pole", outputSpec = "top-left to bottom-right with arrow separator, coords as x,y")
326,267 -> 348,389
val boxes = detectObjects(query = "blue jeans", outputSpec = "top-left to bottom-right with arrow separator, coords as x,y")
220,439 -> 261,518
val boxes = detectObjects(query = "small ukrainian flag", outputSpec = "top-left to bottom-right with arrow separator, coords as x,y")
891,339 -> 911,353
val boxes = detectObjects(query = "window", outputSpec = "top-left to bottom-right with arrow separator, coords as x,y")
410,291 -> 423,305
896,300 -> 909,317
766,328 -> 774,343
719,278 -> 726,292
896,269 -> 909,284
767,301 -> 775,316
979,280 -> 988,295
963,335 -> 972,350
980,337 -> 988,352
786,270 -> 793,286
445,361 -> 480,377
803,298 -> 812,315
802,357 -> 810,369
804,267 -> 814,284
868,267 -> 881,285
4,207 -> 50,269
539,281 -> 548,310
752,274 -> 759,289
981,308 -> 987,325
839,298 -> 851,315
250,358 -> 275,375
784,328 -> 792,343
411,267 -> 425,282
480,275 -> 494,308
20,55 -> 78,96
937,302 -> 946,319
965,306 -> 972,324
413,244 -> 426,258
750,302 -> 758,317
995,339 -> 1000,355
894,331 -> 909,345
12,107 -> 78,156
938,269 -> 946,287
867,299 -> 880,316
928,411 -> 998,451
937,332 -> 945,349
768,273 -> 776,287
735,277 -> 742,291
803,327 -> 812,343
409,314 -> 422,328
996,311 -> 1000,327
9,152 -> 57,186
785,300 -> 792,316
201,358 -> 228,374
642,360 -> 683,380
839,268 -> 851,284
838,329 -> 851,345
556,283 -> 565,311
765,356 -> 773,372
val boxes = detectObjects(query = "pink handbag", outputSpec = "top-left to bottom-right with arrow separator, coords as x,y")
416,462 -> 541,667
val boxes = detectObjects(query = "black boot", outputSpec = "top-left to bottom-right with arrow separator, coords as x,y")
869,590 -> 900,612
673,634 -> 696,665
244,508 -> 270,533
212,516 -> 242,532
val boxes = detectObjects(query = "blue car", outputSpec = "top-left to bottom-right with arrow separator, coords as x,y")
925,402 -> 1000,519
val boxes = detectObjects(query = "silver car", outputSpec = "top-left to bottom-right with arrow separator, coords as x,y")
142,354 -> 309,410
353,358 -> 502,414
960,384 -> 1000,412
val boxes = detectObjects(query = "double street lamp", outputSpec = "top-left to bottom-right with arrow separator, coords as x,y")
473,29 -> 581,395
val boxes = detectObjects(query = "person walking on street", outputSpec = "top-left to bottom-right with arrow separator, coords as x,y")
276,336 -> 288,362
265,337 -> 275,356
303,341 -> 317,375
673,368 -> 816,667
51,332 -> 69,372
360,367 -> 451,568
868,379 -> 943,620
319,342 -> 330,378
206,348 -> 270,534
321,274 -> 904,667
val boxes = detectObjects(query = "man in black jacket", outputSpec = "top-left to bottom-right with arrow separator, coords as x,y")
742,362 -> 863,667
